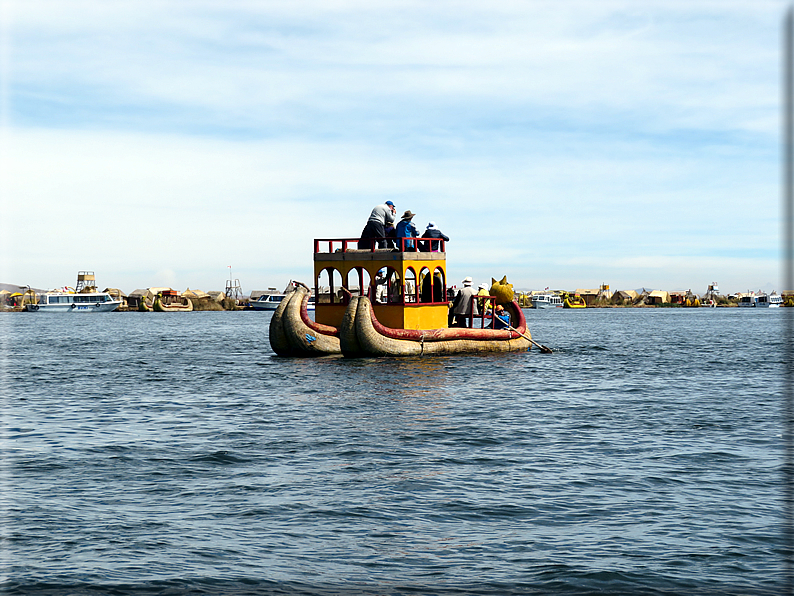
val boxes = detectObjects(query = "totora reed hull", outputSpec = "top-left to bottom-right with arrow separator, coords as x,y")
268,284 -> 532,358
269,285 -> 341,357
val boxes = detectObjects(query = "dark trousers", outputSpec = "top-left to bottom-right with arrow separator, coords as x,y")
358,220 -> 386,249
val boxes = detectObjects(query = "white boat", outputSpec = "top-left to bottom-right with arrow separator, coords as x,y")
530,293 -> 563,309
738,295 -> 757,307
756,293 -> 782,308
251,293 -> 316,311
26,291 -> 122,312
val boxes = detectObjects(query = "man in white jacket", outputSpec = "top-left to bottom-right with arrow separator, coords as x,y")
451,277 -> 479,327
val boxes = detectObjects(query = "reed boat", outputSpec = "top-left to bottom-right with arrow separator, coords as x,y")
153,290 -> 193,312
268,237 -> 534,357
562,292 -> 586,308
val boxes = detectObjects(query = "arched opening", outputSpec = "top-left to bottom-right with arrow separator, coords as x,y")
346,267 -> 372,300
432,267 -> 446,303
418,267 -> 432,303
373,267 -> 402,304
386,267 -> 402,304
316,267 -> 345,304
404,267 -> 417,303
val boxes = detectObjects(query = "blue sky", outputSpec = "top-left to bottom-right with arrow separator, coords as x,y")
0,1 -> 786,294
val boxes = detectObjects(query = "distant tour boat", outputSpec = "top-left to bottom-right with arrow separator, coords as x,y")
738,295 -> 756,307
250,294 -> 286,310
251,292 -> 315,311
531,293 -> 563,309
755,293 -> 782,308
26,291 -> 122,312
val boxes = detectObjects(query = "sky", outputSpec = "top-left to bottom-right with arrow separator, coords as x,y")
0,0 -> 788,295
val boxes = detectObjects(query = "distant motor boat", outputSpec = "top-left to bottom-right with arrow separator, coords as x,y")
252,293 -> 315,311
530,293 -> 563,309
738,295 -> 756,307
755,293 -> 782,308
25,291 -> 122,312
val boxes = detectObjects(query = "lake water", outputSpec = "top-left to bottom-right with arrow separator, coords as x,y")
0,307 -> 789,595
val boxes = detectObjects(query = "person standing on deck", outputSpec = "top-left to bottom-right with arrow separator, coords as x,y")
451,277 -> 479,327
359,201 -> 396,249
395,210 -> 419,251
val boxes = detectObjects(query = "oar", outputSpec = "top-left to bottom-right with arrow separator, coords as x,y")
506,323 -> 553,353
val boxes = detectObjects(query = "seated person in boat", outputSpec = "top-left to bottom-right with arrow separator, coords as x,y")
395,210 -> 419,251
419,221 -> 450,252
477,283 -> 491,313
493,304 -> 511,330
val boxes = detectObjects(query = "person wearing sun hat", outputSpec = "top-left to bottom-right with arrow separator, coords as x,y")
358,201 -> 397,249
477,282 -> 492,313
419,221 -> 450,252
450,276 -> 479,327
395,210 -> 419,251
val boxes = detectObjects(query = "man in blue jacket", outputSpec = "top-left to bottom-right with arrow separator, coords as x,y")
395,210 -> 418,251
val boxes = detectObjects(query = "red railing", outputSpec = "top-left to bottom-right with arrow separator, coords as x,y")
457,295 -> 510,329
314,237 -> 445,254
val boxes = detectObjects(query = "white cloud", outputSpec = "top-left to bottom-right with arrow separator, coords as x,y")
1,0 -> 786,293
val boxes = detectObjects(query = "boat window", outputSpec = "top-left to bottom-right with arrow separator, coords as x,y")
346,267 -> 372,300
418,267 -> 431,303
384,267 -> 401,304
316,267 -> 345,305
404,267 -> 417,303
272,295 -> 284,303
372,267 -> 400,304
432,267 -> 445,303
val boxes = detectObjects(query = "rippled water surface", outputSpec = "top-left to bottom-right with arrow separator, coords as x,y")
0,308 -> 788,595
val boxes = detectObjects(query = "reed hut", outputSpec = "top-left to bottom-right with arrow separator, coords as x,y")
611,290 -> 637,305
183,288 -> 209,300
645,290 -> 671,305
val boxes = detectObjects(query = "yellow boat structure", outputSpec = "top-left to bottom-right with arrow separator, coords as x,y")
269,238 -> 534,358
